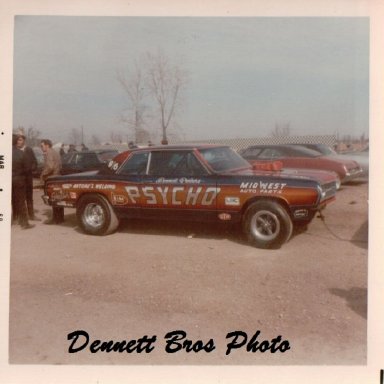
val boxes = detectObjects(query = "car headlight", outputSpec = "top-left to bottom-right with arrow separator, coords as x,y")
317,185 -> 325,199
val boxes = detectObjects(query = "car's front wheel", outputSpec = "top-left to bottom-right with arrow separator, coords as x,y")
77,194 -> 119,235
242,200 -> 293,249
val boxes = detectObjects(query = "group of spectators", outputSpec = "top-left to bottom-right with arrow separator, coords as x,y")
59,143 -> 89,158
12,136 -> 160,229
12,133 -> 64,229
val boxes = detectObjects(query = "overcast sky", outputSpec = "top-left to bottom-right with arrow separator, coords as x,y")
12,16 -> 369,144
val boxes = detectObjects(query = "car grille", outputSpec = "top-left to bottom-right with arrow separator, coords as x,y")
348,166 -> 362,175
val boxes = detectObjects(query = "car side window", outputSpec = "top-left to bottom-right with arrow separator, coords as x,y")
119,152 -> 149,175
243,148 -> 262,157
258,148 -> 283,159
149,151 -> 207,176
179,152 -> 208,176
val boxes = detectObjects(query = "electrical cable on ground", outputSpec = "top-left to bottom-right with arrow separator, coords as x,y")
316,210 -> 368,244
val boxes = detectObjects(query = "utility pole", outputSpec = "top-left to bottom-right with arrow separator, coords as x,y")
81,125 -> 84,144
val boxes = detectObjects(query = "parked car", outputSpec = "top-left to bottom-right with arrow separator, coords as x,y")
293,143 -> 369,180
42,145 -> 337,249
61,149 -> 119,175
239,144 -> 362,184
293,143 -> 338,156
338,146 -> 369,180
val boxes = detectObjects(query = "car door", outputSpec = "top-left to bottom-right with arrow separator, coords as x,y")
140,149 -> 219,221
114,151 -> 150,217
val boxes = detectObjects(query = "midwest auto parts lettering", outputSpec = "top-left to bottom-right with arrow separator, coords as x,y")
240,181 -> 287,194
124,186 -> 220,206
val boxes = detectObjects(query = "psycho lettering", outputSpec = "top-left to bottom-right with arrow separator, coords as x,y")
124,186 -> 220,206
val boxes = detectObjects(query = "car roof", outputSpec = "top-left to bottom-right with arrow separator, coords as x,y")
244,144 -> 322,157
77,149 -> 119,154
125,144 -> 227,151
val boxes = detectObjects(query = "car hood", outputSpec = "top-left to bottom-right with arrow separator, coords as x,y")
226,166 -> 337,184
52,170 -> 100,180
323,155 -> 360,168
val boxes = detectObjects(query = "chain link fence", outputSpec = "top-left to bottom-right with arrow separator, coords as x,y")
174,135 -> 336,151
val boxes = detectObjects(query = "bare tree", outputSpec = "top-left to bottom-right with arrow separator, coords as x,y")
359,132 -> 367,145
25,126 -> 41,147
270,123 -> 291,138
136,128 -> 151,143
91,134 -> 101,147
117,61 -> 147,143
145,50 -> 187,143
109,131 -> 123,144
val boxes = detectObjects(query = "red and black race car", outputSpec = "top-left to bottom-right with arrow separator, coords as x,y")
42,144 -> 337,248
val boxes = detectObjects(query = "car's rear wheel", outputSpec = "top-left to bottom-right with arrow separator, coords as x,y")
242,200 -> 293,249
77,194 -> 119,235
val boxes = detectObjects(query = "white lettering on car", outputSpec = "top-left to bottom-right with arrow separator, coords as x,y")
142,187 -> 157,204
157,186 -> 169,205
201,187 -> 220,205
95,184 -> 116,190
108,160 -> 119,171
122,186 -> 220,206
240,181 -> 287,194
185,186 -> 203,205
72,183 -> 94,189
125,186 -> 141,203
171,187 -> 184,205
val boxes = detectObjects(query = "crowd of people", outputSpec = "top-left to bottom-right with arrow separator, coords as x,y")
11,135 -> 164,229
11,133 -> 65,229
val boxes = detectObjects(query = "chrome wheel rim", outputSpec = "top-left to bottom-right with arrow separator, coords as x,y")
250,210 -> 280,241
83,203 -> 105,229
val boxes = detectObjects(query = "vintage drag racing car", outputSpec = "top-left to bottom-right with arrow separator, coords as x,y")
42,145 -> 337,248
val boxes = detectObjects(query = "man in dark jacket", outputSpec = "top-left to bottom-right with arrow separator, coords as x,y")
15,134 -> 39,220
12,134 -> 34,229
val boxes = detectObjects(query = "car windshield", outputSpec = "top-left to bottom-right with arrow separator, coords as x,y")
199,147 -> 251,172
286,146 -> 323,158
311,144 -> 337,156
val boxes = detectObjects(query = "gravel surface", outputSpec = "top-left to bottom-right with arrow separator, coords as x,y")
9,182 -> 368,365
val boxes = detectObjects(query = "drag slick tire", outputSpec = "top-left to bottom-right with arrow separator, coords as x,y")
77,194 -> 119,236
242,200 -> 293,249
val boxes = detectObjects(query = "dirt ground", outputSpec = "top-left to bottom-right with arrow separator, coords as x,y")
9,181 -> 368,365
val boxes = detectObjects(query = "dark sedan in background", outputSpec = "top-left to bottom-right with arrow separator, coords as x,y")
239,144 -> 363,184
61,149 -> 119,175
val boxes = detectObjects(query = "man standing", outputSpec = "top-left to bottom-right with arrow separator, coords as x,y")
68,144 -> 77,154
40,139 -> 64,224
59,144 -> 66,158
15,133 -> 39,220
12,134 -> 34,229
